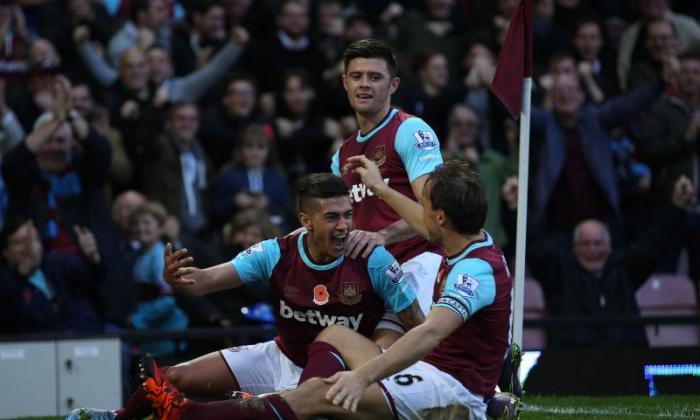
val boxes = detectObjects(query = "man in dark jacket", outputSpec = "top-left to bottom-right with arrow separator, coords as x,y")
0,218 -> 102,334
529,176 -> 695,347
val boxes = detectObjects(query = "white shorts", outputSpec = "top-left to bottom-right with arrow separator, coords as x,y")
219,340 -> 303,394
376,251 -> 442,333
380,360 -> 486,420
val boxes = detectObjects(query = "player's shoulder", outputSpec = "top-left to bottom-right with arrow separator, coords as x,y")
366,245 -> 396,265
395,115 -> 439,151
450,258 -> 495,283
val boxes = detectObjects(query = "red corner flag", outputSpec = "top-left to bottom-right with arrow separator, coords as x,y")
491,0 -> 534,118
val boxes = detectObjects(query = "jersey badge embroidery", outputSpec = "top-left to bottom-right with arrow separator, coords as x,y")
313,284 -> 330,305
412,130 -> 437,150
371,145 -> 386,166
455,274 -> 479,299
339,282 -> 362,305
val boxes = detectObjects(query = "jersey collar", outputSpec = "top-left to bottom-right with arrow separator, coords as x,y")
446,231 -> 493,266
298,232 -> 344,270
356,108 -> 398,143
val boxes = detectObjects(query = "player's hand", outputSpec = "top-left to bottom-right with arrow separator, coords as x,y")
345,229 -> 385,259
74,225 -> 100,264
163,242 -> 196,286
324,370 -> 371,412
343,155 -> 385,194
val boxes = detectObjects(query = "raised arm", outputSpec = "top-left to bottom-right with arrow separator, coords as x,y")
163,242 -> 243,296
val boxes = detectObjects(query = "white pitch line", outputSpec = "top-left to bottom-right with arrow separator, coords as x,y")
525,404 -> 700,418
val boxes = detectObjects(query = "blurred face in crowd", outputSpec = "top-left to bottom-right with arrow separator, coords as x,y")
463,42 -> 495,70
496,0 -> 518,17
142,0 -> 168,29
170,104 -> 199,146
343,57 -> 399,119
426,0 -> 454,20
277,1 -> 309,38
448,105 -> 480,148
72,84 -> 94,117
678,57 -> 700,100
552,74 -> 585,119
37,122 -> 73,174
318,1 -> 344,37
420,53 -> 449,89
283,74 -> 314,117
231,224 -> 263,250
573,220 -> 611,273
223,79 -> 256,118
645,20 -> 677,63
146,46 -> 173,85
28,39 -> 61,67
573,22 -> 603,62
241,138 -> 269,169
640,0 -> 668,19
134,213 -> 162,248
113,191 -> 146,237
119,48 -> 148,92
3,222 -> 43,274
549,56 -> 577,78
224,0 -> 252,21
344,18 -> 373,43
195,4 -> 226,40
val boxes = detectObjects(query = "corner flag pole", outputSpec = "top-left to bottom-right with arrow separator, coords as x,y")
489,0 -> 533,350
511,77 -> 531,349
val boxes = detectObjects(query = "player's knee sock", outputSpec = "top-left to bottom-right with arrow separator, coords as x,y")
116,365 -> 170,419
298,341 -> 347,384
181,394 -> 298,420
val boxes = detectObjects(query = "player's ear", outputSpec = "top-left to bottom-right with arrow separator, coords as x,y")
435,209 -> 446,228
298,212 -> 312,231
341,73 -> 348,92
390,76 -> 400,95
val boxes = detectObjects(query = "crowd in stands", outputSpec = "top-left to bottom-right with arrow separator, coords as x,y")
0,0 -> 699,352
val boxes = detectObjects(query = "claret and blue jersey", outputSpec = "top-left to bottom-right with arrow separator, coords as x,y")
331,108 -> 443,263
230,231 -> 416,366
424,231 -> 513,399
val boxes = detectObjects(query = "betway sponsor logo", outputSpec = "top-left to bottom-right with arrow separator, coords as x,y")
279,300 -> 363,330
350,178 -> 390,203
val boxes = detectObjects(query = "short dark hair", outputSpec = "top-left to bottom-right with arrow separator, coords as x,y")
130,201 -> 168,227
426,160 -> 487,235
0,216 -> 32,251
296,173 -> 349,213
343,39 -> 397,77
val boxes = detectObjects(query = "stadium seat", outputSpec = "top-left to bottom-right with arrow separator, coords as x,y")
635,274 -> 700,347
523,277 -> 548,350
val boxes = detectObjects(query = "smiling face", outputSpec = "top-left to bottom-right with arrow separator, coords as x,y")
300,196 -> 353,261
573,220 -> 611,272
343,57 -> 399,119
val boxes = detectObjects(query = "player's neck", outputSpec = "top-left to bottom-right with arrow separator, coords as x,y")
443,230 -> 484,257
305,236 -> 335,265
356,105 -> 392,135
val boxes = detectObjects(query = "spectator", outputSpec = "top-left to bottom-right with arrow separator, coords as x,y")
139,101 -> 216,266
199,72 -> 266,171
626,18 -> 679,91
637,52 -> 700,281
397,50 -> 459,139
171,0 -> 227,76
617,0 -> 700,91
238,0 -> 326,93
0,78 -> 25,230
528,72 -> 666,252
71,82 -> 133,196
2,77 -> 133,326
0,1 -> 28,81
571,18 -> 620,102
129,201 -> 188,356
211,124 -> 292,230
0,218 -> 102,335
108,0 -> 172,66
528,176 -> 695,347
274,68 -> 341,179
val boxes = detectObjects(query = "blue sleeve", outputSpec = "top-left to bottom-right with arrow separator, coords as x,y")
367,246 -> 416,313
330,149 -> 341,177
434,258 -> 496,321
230,239 -> 281,284
394,118 -> 443,182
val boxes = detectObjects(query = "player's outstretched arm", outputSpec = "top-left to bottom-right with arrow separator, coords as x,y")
325,307 -> 462,412
163,242 -> 243,296
344,155 -> 428,239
